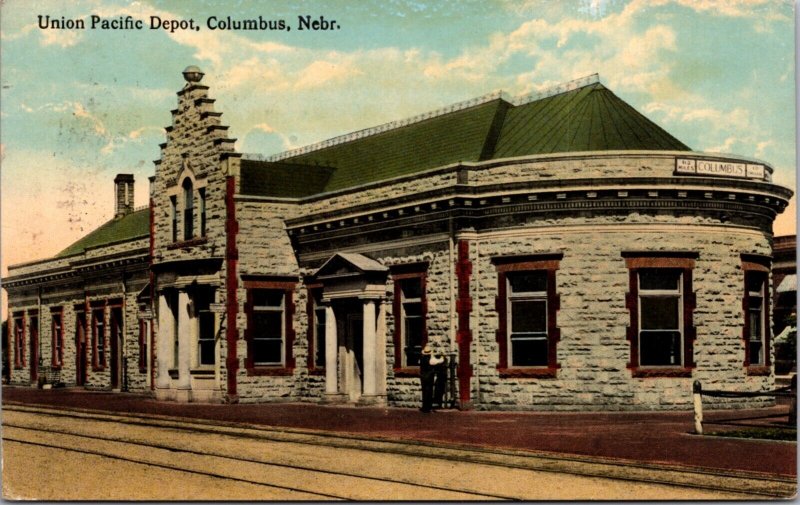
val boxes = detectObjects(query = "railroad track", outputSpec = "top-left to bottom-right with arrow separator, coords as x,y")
3,404 -> 795,499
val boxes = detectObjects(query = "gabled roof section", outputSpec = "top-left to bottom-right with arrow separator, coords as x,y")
241,76 -> 690,198
240,159 -> 334,198
56,208 -> 149,258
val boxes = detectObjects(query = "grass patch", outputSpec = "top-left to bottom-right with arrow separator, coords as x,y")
710,427 -> 797,441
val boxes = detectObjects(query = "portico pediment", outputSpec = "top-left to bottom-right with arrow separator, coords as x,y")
313,253 -> 388,300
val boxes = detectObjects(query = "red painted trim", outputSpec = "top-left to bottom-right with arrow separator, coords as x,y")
624,255 -> 697,375
51,308 -> 64,368
225,175 -> 239,402
742,265 -> 772,370
455,239 -> 473,405
13,313 -> 25,369
632,368 -> 693,378
285,289 -> 296,370
149,196 -> 156,391
244,282 -> 297,373
91,304 -> 107,371
28,311 -> 38,383
494,256 -> 561,374
246,367 -> 294,376
306,287 -> 323,372
498,367 -> 558,378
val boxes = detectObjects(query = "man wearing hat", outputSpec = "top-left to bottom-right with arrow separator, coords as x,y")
419,344 -> 444,413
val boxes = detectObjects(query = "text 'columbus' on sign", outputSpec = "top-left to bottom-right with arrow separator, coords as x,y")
675,158 -> 766,180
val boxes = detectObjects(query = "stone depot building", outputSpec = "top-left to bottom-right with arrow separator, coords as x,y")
3,68 -> 793,410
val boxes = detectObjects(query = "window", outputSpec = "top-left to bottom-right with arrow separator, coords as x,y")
182,178 -> 194,240
195,288 -> 216,366
741,255 -> 771,373
623,252 -> 697,377
391,266 -> 427,373
29,314 -> 39,380
494,254 -> 562,377
306,287 -> 326,372
637,269 -> 682,366
138,320 -> 148,373
92,308 -> 106,369
51,310 -> 64,368
170,196 -> 178,242
13,314 -> 24,369
199,188 -> 207,237
507,272 -> 549,366
244,280 -> 296,374
250,290 -> 284,365
745,273 -> 766,365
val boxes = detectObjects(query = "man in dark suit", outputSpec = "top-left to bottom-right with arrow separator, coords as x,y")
419,344 -> 443,413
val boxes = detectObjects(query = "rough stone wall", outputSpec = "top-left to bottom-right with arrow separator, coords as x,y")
152,83 -> 232,266
469,217 -> 774,411
150,81 -> 234,400
230,201 -> 303,403
466,153 -> 771,186
377,247 -> 455,407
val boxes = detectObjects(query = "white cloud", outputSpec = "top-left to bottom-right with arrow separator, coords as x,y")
39,27 -> 82,48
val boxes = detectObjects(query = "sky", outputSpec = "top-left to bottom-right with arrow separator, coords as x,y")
0,0 -> 796,319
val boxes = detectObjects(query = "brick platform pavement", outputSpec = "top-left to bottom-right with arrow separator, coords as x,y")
2,386 -> 795,478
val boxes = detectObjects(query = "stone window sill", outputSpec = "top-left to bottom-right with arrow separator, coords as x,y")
498,367 -> 558,378
167,237 -> 208,250
247,367 -> 294,377
746,366 -> 770,376
631,368 -> 692,378
190,368 -> 215,376
393,367 -> 420,378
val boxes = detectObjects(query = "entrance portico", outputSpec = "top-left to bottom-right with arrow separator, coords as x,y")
314,253 -> 388,405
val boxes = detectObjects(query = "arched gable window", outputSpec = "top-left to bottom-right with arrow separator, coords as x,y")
182,178 -> 194,240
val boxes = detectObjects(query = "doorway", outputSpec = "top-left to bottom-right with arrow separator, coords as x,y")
29,316 -> 38,384
76,313 -> 87,386
110,307 -> 122,390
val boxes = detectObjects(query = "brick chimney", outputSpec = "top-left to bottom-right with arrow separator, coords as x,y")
114,174 -> 135,218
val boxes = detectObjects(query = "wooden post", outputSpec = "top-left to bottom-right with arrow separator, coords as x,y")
693,380 -> 703,435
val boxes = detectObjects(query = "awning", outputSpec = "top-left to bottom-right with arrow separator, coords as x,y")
777,274 -> 797,293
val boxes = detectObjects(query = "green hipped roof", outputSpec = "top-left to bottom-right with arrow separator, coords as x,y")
56,208 -> 149,258
241,82 -> 689,197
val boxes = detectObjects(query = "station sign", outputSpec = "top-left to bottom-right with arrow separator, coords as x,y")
675,158 -> 767,180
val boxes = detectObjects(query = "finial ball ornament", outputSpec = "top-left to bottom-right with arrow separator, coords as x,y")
182,65 -> 204,83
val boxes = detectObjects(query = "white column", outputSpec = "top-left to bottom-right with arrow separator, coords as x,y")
156,293 -> 172,389
177,290 -> 192,390
362,300 -> 376,396
375,300 -> 387,396
325,305 -> 338,394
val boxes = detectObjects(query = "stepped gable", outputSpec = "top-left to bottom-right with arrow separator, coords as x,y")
240,77 -> 690,198
56,207 -> 149,258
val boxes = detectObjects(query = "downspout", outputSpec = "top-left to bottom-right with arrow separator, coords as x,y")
149,193 -> 156,391
37,286 -> 42,383
224,173 -> 239,402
